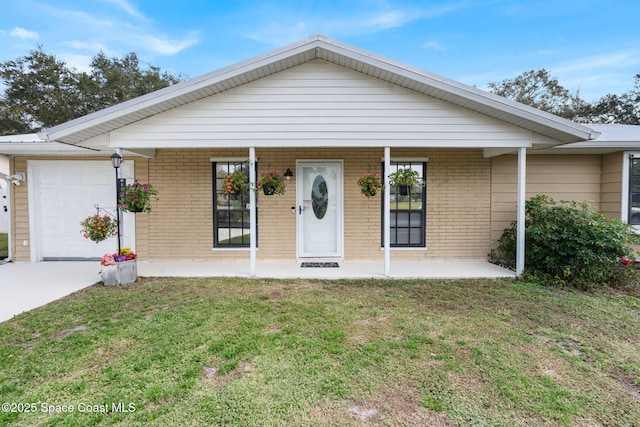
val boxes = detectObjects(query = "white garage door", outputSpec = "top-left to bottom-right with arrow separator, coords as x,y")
28,160 -> 135,261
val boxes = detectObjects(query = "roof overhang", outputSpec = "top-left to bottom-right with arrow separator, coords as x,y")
40,35 -> 597,148
0,134 -> 154,157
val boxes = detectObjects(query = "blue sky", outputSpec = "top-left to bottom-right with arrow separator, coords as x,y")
1,0 -> 639,102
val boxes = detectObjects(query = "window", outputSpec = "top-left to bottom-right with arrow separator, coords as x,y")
212,161 -> 255,247
382,161 -> 427,247
629,156 -> 640,225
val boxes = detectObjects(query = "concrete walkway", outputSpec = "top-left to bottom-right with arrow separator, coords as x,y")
1,260 -> 514,323
0,262 -> 102,323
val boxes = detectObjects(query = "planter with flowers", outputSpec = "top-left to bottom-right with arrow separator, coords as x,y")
223,170 -> 250,195
118,181 -> 159,213
357,172 -> 384,197
257,170 -> 286,196
80,214 -> 118,243
388,168 -> 424,196
101,247 -> 138,285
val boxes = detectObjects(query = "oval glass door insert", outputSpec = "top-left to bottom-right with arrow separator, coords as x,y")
311,175 -> 328,219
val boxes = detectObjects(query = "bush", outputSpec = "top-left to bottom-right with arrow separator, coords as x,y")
492,195 -> 639,290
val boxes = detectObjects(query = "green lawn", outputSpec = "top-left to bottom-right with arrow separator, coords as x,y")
1,278 -> 639,426
0,233 -> 7,259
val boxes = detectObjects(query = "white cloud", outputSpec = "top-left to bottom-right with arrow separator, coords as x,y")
101,0 -> 147,20
422,40 -> 446,51
134,32 -> 200,55
9,27 -> 39,40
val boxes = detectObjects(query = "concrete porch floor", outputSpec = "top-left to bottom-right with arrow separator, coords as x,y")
137,260 -> 515,280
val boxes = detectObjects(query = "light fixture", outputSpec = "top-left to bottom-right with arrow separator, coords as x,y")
111,152 -> 122,169
284,168 -> 294,179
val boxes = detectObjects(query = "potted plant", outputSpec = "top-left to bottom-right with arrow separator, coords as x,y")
257,170 -> 286,196
357,172 -> 384,197
223,170 -> 250,195
118,181 -> 159,213
101,247 -> 138,285
388,168 -> 424,196
80,214 -> 118,242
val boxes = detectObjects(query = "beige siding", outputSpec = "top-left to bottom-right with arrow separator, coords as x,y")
110,61 -> 531,149
601,152 -> 622,219
491,154 -> 602,243
144,148 -> 491,261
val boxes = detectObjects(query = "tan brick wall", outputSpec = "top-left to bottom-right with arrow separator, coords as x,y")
10,149 -> 494,262
146,148 -> 491,261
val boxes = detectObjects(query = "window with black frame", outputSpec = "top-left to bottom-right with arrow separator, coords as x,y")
629,157 -> 640,225
213,161 -> 255,247
382,161 -> 426,247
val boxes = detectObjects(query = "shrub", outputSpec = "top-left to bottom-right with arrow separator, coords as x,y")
492,195 -> 639,290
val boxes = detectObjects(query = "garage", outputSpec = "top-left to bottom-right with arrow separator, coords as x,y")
27,160 -> 135,261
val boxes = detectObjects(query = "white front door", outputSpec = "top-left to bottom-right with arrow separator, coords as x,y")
297,161 -> 343,258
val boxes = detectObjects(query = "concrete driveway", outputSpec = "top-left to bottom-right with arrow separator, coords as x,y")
0,262 -> 101,323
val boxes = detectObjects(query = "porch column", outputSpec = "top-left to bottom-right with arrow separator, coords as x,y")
249,147 -> 257,277
516,147 -> 527,276
384,146 -> 391,277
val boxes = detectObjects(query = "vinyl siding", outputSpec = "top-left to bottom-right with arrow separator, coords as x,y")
601,152 -> 622,219
490,154 -> 602,243
109,61 -> 531,149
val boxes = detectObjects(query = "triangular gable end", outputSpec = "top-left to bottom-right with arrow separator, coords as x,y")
107,60 -> 533,149
41,35 -> 597,148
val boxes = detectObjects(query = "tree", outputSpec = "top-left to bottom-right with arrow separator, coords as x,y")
488,68 -> 585,119
575,74 -> 640,125
0,46 -> 184,132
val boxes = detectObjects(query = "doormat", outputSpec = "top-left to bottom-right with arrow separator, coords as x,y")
300,262 -> 340,268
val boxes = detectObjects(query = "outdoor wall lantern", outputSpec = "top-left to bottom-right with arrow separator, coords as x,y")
284,168 -> 294,179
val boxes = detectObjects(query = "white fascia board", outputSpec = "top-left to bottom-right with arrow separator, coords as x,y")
111,139 -> 532,149
44,38 -> 324,143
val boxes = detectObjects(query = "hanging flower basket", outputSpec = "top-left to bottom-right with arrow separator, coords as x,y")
388,168 -> 424,195
118,181 -> 159,213
357,173 -> 384,197
257,170 -> 286,196
80,214 -> 118,243
223,170 -> 250,195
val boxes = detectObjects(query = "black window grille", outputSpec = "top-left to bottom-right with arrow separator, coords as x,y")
629,157 -> 640,225
382,161 -> 427,247
213,161 -> 256,247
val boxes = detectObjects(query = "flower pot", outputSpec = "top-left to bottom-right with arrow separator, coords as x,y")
262,184 -> 276,195
398,185 -> 411,196
101,260 -> 137,285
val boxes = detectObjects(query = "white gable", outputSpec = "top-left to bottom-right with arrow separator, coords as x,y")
110,61 -> 531,149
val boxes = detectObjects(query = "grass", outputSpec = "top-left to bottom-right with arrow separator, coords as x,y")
0,277 -> 639,426
0,233 -> 7,259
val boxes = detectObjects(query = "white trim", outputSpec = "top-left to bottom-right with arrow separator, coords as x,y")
621,151 -> 640,232
296,159 -> 344,258
381,157 -> 429,162
249,148 -> 257,276
210,157 -> 256,162
384,147 -> 391,277
516,147 -> 527,276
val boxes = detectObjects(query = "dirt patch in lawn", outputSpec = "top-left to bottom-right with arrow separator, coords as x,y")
52,325 -> 87,340
311,386 -> 454,425
202,360 -> 253,386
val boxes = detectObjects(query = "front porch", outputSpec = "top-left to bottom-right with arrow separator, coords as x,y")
136,260 -> 515,280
